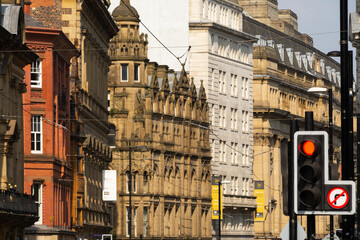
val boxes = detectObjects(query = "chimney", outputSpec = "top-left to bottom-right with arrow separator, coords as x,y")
24,0 -> 31,15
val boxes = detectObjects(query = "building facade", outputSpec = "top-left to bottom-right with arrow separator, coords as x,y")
239,0 -> 342,238
123,1 -> 257,239
27,0 -> 118,238
22,11 -> 78,239
108,1 -> 212,239
0,1 -> 39,239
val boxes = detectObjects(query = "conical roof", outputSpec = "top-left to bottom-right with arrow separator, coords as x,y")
112,0 -> 140,22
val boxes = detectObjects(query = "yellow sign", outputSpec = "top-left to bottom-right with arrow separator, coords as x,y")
254,181 -> 265,221
211,177 -> 223,220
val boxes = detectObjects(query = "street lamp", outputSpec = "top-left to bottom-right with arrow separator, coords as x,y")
307,87 -> 333,240
128,145 -> 147,240
218,180 -> 231,240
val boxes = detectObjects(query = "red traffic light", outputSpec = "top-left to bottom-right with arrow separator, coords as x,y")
299,140 -> 317,157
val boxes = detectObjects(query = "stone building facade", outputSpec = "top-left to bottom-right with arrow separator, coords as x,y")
239,0 -> 342,238
22,11 -> 78,239
126,1 -> 257,239
0,1 -> 39,239
27,0 -> 118,238
108,1 -> 212,239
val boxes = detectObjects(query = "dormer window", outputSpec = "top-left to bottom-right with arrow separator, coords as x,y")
121,64 -> 128,82
31,60 -> 42,88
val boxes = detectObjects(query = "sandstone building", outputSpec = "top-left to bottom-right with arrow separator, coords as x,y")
126,1 -> 257,239
239,0 -> 342,238
0,0 -> 39,239
22,10 -> 78,239
108,1 -> 212,239
27,0 -> 118,238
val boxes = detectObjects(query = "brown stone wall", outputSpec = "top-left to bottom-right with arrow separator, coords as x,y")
29,0 -> 62,29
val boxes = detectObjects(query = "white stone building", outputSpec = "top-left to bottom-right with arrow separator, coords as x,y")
111,0 -> 257,239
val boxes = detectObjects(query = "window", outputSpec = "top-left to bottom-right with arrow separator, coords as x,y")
126,207 -> 131,236
211,139 -> 215,160
143,172 -> 148,193
222,71 -> 226,93
219,105 -> 226,128
143,207 -> 148,236
245,111 -> 249,132
107,90 -> 111,111
126,207 -> 137,237
245,145 -> 249,165
233,143 -> 238,164
134,64 -> 140,82
231,142 -> 237,164
219,70 -> 223,93
245,178 -> 249,196
32,183 -> 43,224
211,68 -> 215,90
230,108 -> 237,130
230,74 -> 234,95
245,78 -> 249,99
126,172 -> 137,193
241,111 -> 245,131
242,144 -> 246,165
241,77 -> 245,98
121,64 -> 128,82
219,140 -> 226,162
31,115 -> 42,153
31,60 -> 42,88
231,176 -> 235,194
242,178 -> 246,195
234,75 -> 238,96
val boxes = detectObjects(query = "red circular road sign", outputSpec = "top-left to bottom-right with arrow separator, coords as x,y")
327,187 -> 349,209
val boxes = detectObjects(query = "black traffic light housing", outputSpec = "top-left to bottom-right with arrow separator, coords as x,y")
294,131 -> 355,215
295,132 -> 325,212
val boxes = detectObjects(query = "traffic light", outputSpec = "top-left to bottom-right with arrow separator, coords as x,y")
294,131 -> 326,213
294,131 -> 356,215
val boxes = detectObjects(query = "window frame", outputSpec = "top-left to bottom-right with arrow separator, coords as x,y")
134,64 -> 140,82
32,182 -> 43,224
31,115 -> 43,154
31,60 -> 42,88
121,64 -> 129,82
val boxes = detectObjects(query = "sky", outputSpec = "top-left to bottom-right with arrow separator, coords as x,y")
109,0 -> 357,59
277,0 -> 356,56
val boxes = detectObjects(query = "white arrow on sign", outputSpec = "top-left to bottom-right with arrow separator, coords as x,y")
327,187 -> 349,209
280,221 -> 306,240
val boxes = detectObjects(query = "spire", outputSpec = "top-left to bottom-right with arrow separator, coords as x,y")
198,80 -> 207,101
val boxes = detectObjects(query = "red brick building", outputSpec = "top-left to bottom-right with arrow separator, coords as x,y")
22,13 -> 78,240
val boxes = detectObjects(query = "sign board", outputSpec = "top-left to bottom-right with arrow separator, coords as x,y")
211,176 -> 222,220
254,181 -> 265,221
102,170 -> 117,201
327,187 -> 349,209
280,221 -> 306,240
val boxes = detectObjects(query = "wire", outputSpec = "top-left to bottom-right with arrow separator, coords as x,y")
121,0 -> 183,66
0,90 -> 68,131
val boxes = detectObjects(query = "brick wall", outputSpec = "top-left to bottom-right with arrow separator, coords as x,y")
30,0 -> 62,29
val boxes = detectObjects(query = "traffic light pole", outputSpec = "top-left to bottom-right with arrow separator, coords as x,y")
289,120 -> 298,240
305,112 -> 315,240
357,116 -> 360,238
340,0 -> 354,239
329,89 -> 334,240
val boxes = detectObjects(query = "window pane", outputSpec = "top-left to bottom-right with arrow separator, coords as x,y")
122,65 -> 128,81
134,65 -> 139,81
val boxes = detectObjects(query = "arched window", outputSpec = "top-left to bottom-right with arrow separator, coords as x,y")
143,171 -> 149,193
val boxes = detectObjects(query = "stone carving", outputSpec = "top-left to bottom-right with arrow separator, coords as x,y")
134,90 -> 145,116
